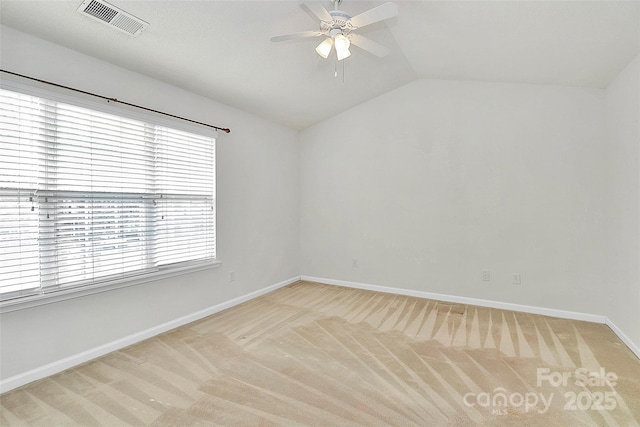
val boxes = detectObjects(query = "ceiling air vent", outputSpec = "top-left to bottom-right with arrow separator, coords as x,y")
76,0 -> 149,37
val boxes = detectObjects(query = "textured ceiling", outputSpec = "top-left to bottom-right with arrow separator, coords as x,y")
1,1 -> 638,130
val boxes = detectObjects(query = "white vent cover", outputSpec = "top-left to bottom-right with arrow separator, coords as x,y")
76,0 -> 149,37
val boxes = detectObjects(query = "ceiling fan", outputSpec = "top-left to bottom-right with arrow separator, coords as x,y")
270,0 -> 398,61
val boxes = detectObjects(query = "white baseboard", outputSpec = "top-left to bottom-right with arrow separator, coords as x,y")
303,275 -> 640,360
0,275 -> 301,394
605,317 -> 640,359
302,276 -> 606,323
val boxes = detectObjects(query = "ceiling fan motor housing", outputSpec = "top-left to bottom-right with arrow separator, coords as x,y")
323,9 -> 354,36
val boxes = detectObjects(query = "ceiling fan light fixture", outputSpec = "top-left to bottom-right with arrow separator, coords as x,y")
315,38 -> 333,59
271,1 -> 398,64
334,33 -> 351,61
334,33 -> 350,50
336,47 -> 351,61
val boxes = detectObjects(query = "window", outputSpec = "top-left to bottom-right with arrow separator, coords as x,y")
0,86 -> 217,305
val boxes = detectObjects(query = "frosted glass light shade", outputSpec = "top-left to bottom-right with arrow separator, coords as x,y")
336,47 -> 351,61
315,38 -> 333,59
334,34 -> 351,61
334,34 -> 350,50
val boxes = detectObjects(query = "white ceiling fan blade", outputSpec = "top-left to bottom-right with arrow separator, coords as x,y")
302,2 -> 332,22
270,31 -> 323,42
348,2 -> 398,29
349,34 -> 390,58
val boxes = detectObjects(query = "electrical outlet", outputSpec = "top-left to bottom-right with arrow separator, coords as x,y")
352,259 -> 359,268
482,270 -> 490,281
512,273 -> 521,285
229,271 -> 235,282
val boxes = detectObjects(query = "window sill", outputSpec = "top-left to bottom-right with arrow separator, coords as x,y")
0,260 -> 222,314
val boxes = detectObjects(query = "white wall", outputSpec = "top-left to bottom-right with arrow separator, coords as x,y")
604,55 -> 640,348
0,26 -> 300,381
300,79 -> 610,316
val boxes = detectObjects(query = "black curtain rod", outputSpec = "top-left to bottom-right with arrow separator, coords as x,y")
0,69 -> 231,134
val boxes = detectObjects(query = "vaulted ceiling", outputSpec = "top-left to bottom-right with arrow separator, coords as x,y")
1,1 -> 638,130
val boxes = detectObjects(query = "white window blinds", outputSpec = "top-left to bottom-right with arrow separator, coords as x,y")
0,87 -> 216,302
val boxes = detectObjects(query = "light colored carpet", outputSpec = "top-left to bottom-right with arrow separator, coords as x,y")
1,280 -> 639,426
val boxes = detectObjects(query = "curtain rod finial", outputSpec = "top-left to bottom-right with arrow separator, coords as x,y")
222,128 -> 231,134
